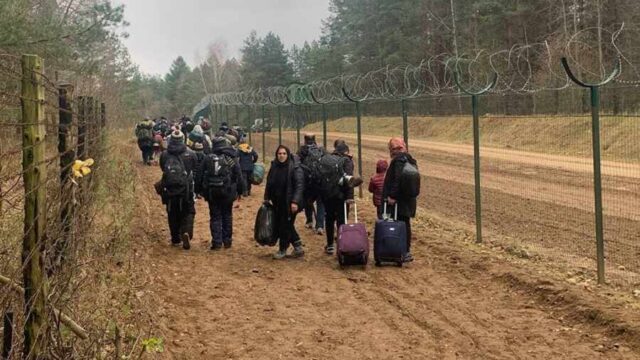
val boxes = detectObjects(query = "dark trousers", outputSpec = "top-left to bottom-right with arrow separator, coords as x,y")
138,139 -> 154,164
275,209 -> 300,252
323,197 -> 348,247
304,198 -> 325,229
209,200 -> 233,246
243,170 -> 253,195
167,199 -> 195,243
398,215 -> 412,253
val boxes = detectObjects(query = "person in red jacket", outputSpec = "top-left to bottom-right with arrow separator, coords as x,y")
368,159 -> 389,219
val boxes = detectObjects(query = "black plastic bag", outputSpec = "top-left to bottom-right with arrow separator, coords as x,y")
254,203 -> 276,246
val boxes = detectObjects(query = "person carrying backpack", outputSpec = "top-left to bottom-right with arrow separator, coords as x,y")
135,117 -> 155,165
368,159 -> 389,219
297,133 -> 326,235
383,137 -> 420,262
319,139 -> 362,255
264,145 -> 305,259
237,139 -> 259,196
196,137 -> 245,250
157,130 -> 197,249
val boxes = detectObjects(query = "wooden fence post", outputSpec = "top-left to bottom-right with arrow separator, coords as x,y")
21,54 -> 48,359
77,96 -> 86,160
57,83 -> 74,266
2,312 -> 13,359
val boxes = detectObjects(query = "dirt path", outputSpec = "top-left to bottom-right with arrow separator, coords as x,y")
132,149 -> 640,359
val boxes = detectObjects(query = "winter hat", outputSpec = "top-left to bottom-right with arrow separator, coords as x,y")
388,137 -> 407,157
212,136 -> 229,151
170,130 -> 184,143
376,159 -> 389,173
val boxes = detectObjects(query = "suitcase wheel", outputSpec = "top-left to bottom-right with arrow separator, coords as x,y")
362,254 -> 368,265
375,259 -> 381,267
397,261 -> 403,267
338,255 -> 345,266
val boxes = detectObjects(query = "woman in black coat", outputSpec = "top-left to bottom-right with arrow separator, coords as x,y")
264,145 -> 305,259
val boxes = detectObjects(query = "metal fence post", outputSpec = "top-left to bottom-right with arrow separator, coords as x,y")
21,53 -> 48,359
341,87 -> 364,198
261,105 -> 266,163
322,103 -> 328,149
277,105 -> 282,145
401,98 -> 409,151
454,68 -> 498,244
561,57 -> 620,285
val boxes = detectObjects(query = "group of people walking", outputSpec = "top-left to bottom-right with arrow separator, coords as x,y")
138,115 -> 419,263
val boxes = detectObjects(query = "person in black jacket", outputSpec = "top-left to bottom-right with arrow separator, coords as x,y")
264,145 -> 305,259
196,137 -> 245,250
321,140 -> 360,255
237,139 -> 259,196
382,137 -> 419,262
158,130 -> 197,250
298,133 -> 326,235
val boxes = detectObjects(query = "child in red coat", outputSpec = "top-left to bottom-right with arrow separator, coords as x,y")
368,159 -> 389,219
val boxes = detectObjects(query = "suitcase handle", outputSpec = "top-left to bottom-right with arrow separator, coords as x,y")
383,201 -> 398,221
343,201 -> 358,224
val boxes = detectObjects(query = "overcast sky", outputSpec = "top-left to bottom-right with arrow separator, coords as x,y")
116,0 -> 332,76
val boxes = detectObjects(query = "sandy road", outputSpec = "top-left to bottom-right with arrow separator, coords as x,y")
132,147 -> 640,359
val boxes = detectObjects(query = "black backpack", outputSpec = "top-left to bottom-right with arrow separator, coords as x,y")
318,154 -> 346,199
205,154 -> 236,199
399,161 -> 420,198
301,145 -> 324,186
161,154 -> 191,198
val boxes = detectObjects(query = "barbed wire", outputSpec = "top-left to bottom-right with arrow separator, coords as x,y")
196,26 -> 640,112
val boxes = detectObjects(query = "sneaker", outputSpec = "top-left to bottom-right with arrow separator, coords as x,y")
293,245 -> 305,257
224,241 -> 232,249
181,233 -> 191,250
210,243 -> 222,251
171,241 -> 181,247
325,244 -> 335,255
305,222 -> 314,229
316,228 -> 324,235
404,253 -> 414,262
273,250 -> 287,259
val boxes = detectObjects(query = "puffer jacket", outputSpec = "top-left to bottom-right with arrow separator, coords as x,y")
368,159 -> 388,207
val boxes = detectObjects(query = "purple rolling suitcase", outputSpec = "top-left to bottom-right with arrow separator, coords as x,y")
337,202 -> 369,266
374,203 -> 407,267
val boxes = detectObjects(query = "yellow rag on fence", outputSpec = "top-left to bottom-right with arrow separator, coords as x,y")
72,158 -> 94,178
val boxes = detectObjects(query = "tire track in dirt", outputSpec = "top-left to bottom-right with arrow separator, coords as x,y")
129,143 -> 640,359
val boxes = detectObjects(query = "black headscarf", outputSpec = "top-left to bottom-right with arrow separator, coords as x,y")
266,145 -> 291,207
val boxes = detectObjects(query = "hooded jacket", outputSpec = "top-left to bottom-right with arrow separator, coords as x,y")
368,159 -> 388,207
238,143 -> 259,172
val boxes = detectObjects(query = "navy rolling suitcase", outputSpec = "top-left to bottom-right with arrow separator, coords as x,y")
374,203 -> 407,267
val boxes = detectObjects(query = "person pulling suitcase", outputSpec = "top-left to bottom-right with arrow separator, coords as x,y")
382,137 -> 420,262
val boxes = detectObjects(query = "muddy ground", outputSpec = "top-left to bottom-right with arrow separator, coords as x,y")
131,139 -> 640,359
